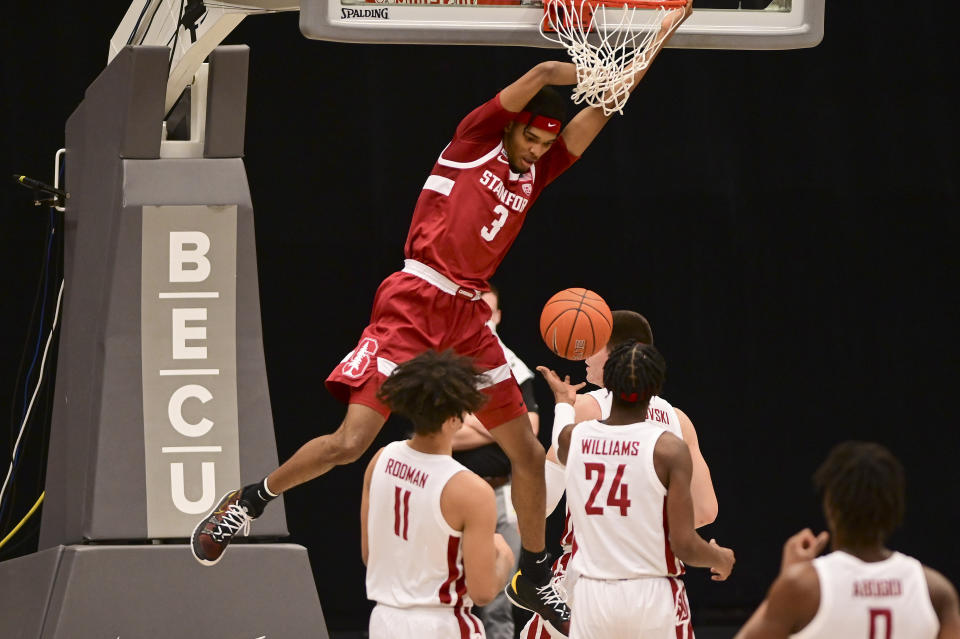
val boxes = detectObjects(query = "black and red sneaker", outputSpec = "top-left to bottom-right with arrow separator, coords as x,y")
504,569 -> 571,636
191,489 -> 254,566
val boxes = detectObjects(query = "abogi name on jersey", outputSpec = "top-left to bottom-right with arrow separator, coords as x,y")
384,457 -> 429,488
581,438 -> 641,456
852,579 -> 903,598
478,170 -> 529,213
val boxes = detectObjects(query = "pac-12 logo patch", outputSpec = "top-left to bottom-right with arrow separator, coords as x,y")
521,182 -> 532,196
342,337 -> 379,379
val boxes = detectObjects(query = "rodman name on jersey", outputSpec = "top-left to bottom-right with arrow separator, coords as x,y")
405,94 -> 578,290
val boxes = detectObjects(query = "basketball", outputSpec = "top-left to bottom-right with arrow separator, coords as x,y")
539,288 -> 613,360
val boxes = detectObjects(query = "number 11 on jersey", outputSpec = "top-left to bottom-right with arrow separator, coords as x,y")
394,486 -> 411,540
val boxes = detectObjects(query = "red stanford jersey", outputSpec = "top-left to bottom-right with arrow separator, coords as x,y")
405,94 -> 578,290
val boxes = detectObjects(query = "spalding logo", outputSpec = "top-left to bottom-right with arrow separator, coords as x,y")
341,7 -> 390,18
342,337 -> 379,378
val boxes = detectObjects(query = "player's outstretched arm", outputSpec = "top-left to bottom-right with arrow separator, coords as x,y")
443,471 -> 515,606
559,0 -> 693,157
925,567 -> 960,639
359,448 -> 385,566
499,61 -> 578,114
658,432 -> 734,579
536,366 -> 586,465
735,563 -> 821,638
674,407 -> 719,527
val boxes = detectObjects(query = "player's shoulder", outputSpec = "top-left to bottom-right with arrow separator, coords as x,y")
766,561 -> 822,630
652,428 -> 687,463
446,468 -> 495,499
780,560 -> 821,591
441,469 -> 496,529
366,446 -> 388,472
923,564 -> 960,609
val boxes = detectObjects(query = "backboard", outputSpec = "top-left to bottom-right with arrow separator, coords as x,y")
300,0 -> 824,49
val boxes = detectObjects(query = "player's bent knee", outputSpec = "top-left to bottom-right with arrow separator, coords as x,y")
329,427 -> 375,464
505,437 -> 545,471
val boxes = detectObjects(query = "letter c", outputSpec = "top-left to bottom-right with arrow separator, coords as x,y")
168,384 -> 214,437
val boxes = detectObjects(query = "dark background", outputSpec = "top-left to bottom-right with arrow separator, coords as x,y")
1,0 -> 958,633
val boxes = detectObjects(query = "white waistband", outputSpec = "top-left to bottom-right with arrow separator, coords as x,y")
402,259 -> 481,301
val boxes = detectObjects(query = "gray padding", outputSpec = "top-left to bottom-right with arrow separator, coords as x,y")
0,545 -> 328,638
42,47 -> 169,548
42,46 -> 287,546
205,46 -> 250,158
124,158 -> 250,205
0,546 -> 63,638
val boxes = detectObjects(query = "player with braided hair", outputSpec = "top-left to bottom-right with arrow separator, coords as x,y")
537,340 -> 734,638
736,441 -> 960,638
521,311 -> 717,638
598,339 -> 666,405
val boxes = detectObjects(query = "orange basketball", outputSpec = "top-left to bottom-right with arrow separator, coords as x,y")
539,288 -> 613,360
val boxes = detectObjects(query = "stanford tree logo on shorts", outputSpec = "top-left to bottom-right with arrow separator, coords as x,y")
342,337 -> 379,379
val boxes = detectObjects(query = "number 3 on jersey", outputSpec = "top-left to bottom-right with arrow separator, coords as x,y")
480,204 -> 509,241
584,462 -> 632,516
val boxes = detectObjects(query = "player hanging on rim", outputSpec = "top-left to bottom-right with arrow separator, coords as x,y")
736,441 -> 960,639
522,309 -> 719,638
362,350 -> 516,639
191,0 -> 693,629
540,340 -> 734,638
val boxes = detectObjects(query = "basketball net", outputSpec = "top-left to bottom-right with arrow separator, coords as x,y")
541,0 -> 685,115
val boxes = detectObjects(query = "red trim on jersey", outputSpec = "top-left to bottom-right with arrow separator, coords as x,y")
439,536 -> 462,604
662,497 -> 680,575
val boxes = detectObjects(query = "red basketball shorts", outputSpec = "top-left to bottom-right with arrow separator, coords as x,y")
325,269 -> 526,429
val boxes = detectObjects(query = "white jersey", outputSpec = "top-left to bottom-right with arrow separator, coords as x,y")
366,441 -> 478,613
792,551 -> 939,639
558,391 -> 684,555
587,389 -> 681,434
565,419 -> 684,579
488,321 -> 534,385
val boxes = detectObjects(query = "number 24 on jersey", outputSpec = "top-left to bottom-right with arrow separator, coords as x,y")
584,462 -> 632,516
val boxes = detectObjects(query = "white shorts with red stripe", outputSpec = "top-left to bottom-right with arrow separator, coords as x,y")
521,613 -> 568,639
369,603 -> 485,639
568,576 -> 693,639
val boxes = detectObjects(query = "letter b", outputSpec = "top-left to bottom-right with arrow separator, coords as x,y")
170,231 -> 211,282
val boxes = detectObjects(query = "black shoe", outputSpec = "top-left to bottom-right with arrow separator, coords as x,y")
191,489 -> 254,566
504,570 -> 571,636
